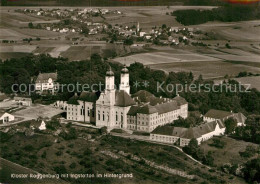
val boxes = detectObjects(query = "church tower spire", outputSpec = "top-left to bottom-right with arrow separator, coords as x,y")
106,66 -> 115,91
120,64 -> 130,94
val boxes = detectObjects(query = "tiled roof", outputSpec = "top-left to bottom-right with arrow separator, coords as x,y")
151,126 -> 187,137
127,106 -> 140,116
216,119 -> 225,129
79,91 -> 100,102
173,95 -> 187,106
132,90 -> 168,105
138,104 -> 158,114
67,95 -> 80,105
180,128 -> 201,139
35,72 -> 57,83
128,90 -> 181,115
151,121 -> 224,140
155,101 -> 179,114
115,90 -> 136,107
204,109 -> 233,119
127,100 -> 179,116
233,113 -> 246,124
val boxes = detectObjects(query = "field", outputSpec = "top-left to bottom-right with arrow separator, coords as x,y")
230,76 -> 260,91
104,6 -> 216,31
1,6 -> 260,81
13,104 -> 64,120
200,136 -> 259,167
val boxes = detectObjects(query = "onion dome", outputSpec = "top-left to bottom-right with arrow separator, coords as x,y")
121,64 -> 129,74
106,66 -> 114,76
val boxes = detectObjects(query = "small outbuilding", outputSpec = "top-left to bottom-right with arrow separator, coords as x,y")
0,112 -> 15,124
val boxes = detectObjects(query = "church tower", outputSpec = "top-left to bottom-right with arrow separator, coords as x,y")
120,64 -> 130,94
106,66 -> 115,91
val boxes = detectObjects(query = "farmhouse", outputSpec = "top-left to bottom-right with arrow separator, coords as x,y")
0,112 -> 15,124
204,109 -> 246,126
66,66 -> 188,132
35,71 -> 58,93
150,120 -> 226,147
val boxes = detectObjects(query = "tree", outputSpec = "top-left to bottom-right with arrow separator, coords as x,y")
224,118 -> 237,134
225,43 -> 231,49
28,22 -> 34,29
202,151 -> 214,166
100,126 -> 107,135
124,37 -> 134,45
209,138 -> 226,148
81,26 -> 89,36
46,119 -> 61,130
243,157 -> 260,183
162,24 -> 167,29
183,138 -> 199,155
239,145 -> 257,158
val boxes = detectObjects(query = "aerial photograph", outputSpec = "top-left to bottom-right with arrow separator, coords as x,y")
0,0 -> 260,183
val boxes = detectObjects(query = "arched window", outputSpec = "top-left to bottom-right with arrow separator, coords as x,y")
103,111 -> 105,121
116,112 -> 118,121
98,111 -> 100,120
87,107 -> 90,116
121,112 -> 123,122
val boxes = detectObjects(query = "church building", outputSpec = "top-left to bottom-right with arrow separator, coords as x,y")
66,65 -> 188,132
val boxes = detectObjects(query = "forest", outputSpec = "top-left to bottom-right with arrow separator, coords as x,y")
172,4 -> 260,25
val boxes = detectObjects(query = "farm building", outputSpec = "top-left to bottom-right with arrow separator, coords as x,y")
35,71 -> 58,93
150,120 -> 226,147
0,112 -> 15,124
203,109 -> 246,126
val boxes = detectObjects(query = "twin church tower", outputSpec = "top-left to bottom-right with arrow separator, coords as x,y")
105,65 -> 130,94
95,64 -> 134,129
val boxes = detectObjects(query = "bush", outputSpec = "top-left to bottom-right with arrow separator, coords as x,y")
46,119 -> 61,130
56,150 -> 63,156
208,138 -> 226,149
41,151 -> 47,158
69,162 -> 76,169
83,148 -> 92,155
23,145 -> 34,152
53,165 -> 67,174
239,145 -> 257,158
60,127 -> 77,140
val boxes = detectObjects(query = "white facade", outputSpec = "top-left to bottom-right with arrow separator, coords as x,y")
119,66 -> 130,95
127,105 -> 187,132
35,78 -> 56,91
0,112 -> 15,124
35,72 -> 58,93
66,66 -> 188,132
150,121 -> 226,147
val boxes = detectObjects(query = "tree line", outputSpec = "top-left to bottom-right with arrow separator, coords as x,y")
172,4 -> 260,25
1,54 -> 259,115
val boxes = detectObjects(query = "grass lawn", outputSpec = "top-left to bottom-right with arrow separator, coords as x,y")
200,136 -> 259,167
